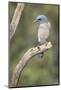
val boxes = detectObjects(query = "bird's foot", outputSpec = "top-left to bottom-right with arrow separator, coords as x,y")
38,42 -> 41,45
45,42 -> 48,46
37,45 -> 41,50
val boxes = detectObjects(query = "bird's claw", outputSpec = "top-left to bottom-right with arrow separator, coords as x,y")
45,42 -> 48,46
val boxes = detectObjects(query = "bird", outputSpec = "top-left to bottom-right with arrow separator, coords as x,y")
34,15 -> 51,58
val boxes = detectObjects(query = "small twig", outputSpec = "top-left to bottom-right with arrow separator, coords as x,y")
10,42 -> 52,87
10,3 -> 24,40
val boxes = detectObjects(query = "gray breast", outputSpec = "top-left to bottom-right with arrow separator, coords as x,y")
38,22 -> 51,44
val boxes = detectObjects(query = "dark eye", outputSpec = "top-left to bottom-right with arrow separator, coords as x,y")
38,18 -> 41,20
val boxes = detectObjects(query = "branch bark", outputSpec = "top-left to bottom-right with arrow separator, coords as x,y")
10,3 -> 24,40
10,42 -> 52,87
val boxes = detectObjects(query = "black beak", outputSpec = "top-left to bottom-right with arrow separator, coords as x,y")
33,19 -> 37,23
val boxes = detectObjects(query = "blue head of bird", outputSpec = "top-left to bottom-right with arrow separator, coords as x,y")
34,15 -> 48,24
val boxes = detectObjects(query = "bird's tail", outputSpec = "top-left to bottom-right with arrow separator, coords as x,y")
38,52 -> 44,58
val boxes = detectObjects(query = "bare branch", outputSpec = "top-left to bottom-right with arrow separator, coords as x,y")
10,42 -> 52,87
10,3 -> 24,40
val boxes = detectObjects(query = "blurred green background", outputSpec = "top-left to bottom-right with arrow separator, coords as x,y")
9,2 -> 59,87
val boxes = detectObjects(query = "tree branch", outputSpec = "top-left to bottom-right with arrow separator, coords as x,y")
10,3 -> 24,40
10,42 -> 52,87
